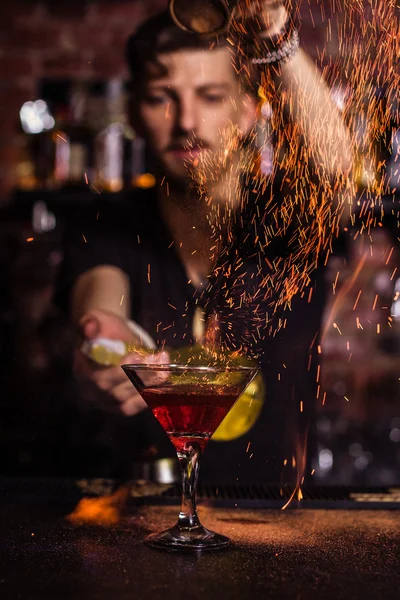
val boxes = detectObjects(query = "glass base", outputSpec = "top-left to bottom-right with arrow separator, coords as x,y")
144,524 -> 230,552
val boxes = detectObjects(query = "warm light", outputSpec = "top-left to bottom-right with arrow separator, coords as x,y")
68,486 -> 129,526
106,178 -> 124,193
132,173 -> 156,189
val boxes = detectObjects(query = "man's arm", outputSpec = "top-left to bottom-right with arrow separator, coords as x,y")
269,48 -> 353,177
72,265 -> 131,325
71,266 -> 145,416
61,205 -> 166,416
71,265 -> 168,417
248,1 -> 353,177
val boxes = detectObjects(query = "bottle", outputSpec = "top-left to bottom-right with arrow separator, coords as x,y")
63,83 -> 93,187
93,79 -> 133,192
131,136 -> 156,190
387,123 -> 400,191
33,81 -> 92,189
351,85 -> 394,194
29,81 -> 68,189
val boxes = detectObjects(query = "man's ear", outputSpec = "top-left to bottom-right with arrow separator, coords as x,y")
127,91 -> 146,138
238,93 -> 258,137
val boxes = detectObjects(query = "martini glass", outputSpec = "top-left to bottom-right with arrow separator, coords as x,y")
122,363 -> 258,551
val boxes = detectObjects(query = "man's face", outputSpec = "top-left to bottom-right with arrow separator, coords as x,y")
132,47 -> 256,184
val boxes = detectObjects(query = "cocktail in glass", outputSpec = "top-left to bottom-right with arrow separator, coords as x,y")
122,363 -> 258,551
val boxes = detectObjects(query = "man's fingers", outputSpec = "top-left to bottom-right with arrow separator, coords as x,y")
120,398 -> 147,417
120,350 -> 169,366
92,365 -> 127,391
79,315 -> 100,339
112,381 -> 145,405
130,351 -> 170,387
152,350 -> 170,365
75,345 -> 170,416
88,349 -> 153,391
120,351 -> 170,379
112,373 -> 148,417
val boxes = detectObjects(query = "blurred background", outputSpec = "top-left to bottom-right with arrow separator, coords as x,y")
0,0 -> 399,485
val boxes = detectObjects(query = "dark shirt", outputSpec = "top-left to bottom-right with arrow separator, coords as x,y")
61,186 -> 326,483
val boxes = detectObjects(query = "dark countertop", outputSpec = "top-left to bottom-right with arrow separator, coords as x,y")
1,498 -> 399,600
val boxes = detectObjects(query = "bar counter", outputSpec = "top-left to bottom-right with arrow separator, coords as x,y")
1,483 -> 399,599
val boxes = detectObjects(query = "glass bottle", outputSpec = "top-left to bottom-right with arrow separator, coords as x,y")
93,79 -> 131,192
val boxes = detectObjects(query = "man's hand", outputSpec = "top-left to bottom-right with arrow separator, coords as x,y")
235,1 -> 289,40
74,309 -> 168,417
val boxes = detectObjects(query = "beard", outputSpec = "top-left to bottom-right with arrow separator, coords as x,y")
189,127 -> 255,210
151,123 -> 254,201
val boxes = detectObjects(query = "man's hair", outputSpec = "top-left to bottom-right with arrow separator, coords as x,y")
126,9 -> 231,85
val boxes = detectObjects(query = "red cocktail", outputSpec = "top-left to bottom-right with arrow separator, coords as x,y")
141,385 -> 238,453
122,364 -> 258,551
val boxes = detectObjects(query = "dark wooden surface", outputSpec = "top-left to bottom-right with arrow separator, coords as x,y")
0,495 -> 399,599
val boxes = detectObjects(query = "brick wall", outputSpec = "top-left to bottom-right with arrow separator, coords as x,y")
0,0 -> 333,201
0,0 -> 168,200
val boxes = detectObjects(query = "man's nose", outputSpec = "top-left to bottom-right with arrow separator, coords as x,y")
175,98 -> 197,134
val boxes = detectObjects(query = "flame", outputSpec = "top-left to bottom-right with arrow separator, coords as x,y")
321,252 -> 368,343
281,428 -> 309,510
67,486 -> 130,526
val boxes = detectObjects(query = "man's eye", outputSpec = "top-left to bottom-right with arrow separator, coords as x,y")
204,95 -> 225,103
145,95 -> 167,106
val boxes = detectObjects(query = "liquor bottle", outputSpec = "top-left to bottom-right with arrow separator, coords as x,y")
32,81 -> 92,189
92,79 -> 130,192
92,79 -> 156,192
387,127 -> 400,191
62,83 -> 93,187
386,90 -> 399,191
351,85 -> 394,194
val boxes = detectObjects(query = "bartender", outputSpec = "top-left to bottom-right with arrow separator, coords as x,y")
61,2 -> 352,483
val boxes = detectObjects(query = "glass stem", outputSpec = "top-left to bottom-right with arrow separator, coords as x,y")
177,442 -> 201,530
